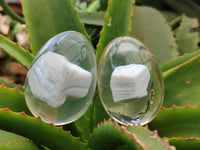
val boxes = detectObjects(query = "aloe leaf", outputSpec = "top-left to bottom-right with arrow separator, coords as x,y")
0,35 -> 34,69
169,15 -> 182,29
165,137 -> 200,150
73,115 -> 90,142
65,93 -> 109,142
64,113 -> 91,142
161,50 -> 200,72
86,0 -> 108,12
63,93 -> 109,142
176,15 -> 199,55
21,0 -> 90,55
0,139 -> 42,150
87,0 -> 101,12
163,53 -> 200,107
90,94 -> 109,128
127,126 -> 175,150
96,0 -> 134,63
149,105 -> 200,138
161,11 -> 179,24
0,130 -> 26,144
0,84 -> 31,115
78,11 -> 105,26
88,120 -> 174,150
0,84 -> 90,143
0,78 -> 24,92
131,6 -> 178,64
0,109 -> 91,150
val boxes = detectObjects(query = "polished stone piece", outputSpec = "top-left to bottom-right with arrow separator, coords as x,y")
110,64 -> 150,102
25,31 -> 96,125
28,52 -> 92,108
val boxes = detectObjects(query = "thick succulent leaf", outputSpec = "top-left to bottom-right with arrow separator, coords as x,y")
86,0 -> 108,12
0,139 -> 42,150
90,94 -> 109,128
0,109 -> 91,150
64,93 -> 109,142
149,105 -> 200,138
0,78 -> 24,92
163,53 -> 200,107
87,1 -> 101,12
131,6 -> 178,64
64,113 -> 91,142
166,137 -> 200,150
176,15 -> 199,55
161,50 -> 200,72
0,84 -> 31,115
0,35 -> 34,69
88,120 -> 174,150
127,126 -> 175,150
96,0 -> 134,63
168,15 -> 182,30
21,0 -> 90,55
161,11 -> 179,24
78,11 -> 104,26
0,130 -> 26,144
72,114 -> 90,142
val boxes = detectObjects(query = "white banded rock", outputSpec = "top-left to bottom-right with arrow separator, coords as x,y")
28,52 -> 92,108
110,64 -> 150,102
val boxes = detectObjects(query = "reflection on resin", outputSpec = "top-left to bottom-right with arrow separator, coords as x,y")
25,31 -> 97,125
98,36 -> 164,126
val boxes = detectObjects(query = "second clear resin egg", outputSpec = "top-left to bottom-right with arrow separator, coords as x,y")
98,37 -> 164,125
25,31 -> 97,125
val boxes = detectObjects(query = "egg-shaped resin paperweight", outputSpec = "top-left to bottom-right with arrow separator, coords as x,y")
25,31 -> 97,125
98,37 -> 164,126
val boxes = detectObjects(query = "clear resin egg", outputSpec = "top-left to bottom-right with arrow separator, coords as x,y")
98,37 -> 164,126
25,31 -> 97,125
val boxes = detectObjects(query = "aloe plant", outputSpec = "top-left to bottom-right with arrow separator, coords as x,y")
0,0 -> 200,149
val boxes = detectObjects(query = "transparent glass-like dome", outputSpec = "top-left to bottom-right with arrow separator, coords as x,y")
98,37 -> 164,126
25,31 -> 97,125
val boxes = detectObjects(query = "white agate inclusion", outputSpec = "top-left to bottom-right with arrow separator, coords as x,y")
28,52 -> 92,108
110,64 -> 150,102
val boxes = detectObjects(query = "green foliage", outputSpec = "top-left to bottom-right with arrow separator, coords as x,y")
131,6 -> 178,64
0,35 -> 34,69
0,0 -> 200,149
96,0 -> 134,63
78,11 -> 105,26
176,15 -> 199,55
0,84 -> 31,115
166,137 -> 200,150
149,105 -> 200,138
0,78 -> 24,92
0,130 -> 26,144
21,0 -> 90,55
0,109 -> 91,150
88,120 -> 174,150
163,53 -> 200,107
161,50 -> 200,72
0,139 -> 42,150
